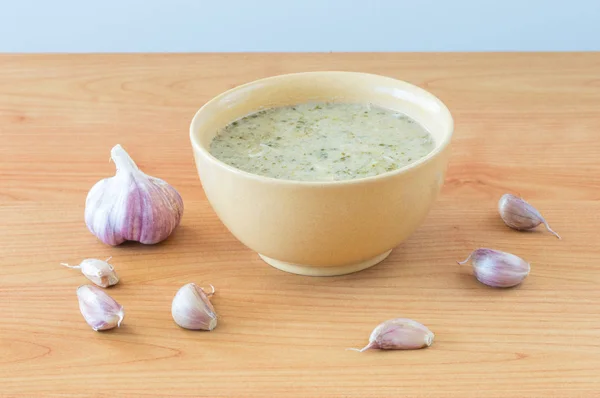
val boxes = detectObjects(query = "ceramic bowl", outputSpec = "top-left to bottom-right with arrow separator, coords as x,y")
190,72 -> 453,276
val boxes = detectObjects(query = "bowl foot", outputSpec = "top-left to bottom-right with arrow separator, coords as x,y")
258,250 -> 392,277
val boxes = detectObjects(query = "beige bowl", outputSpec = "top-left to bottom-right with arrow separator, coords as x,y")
190,72 -> 453,276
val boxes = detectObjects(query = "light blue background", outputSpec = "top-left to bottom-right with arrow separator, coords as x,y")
1,0 -> 598,52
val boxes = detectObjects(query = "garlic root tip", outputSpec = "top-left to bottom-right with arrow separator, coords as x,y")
457,252 -> 472,265
61,263 -> 81,269
208,318 -> 217,331
117,311 -> 124,327
359,342 -> 377,352
425,333 -> 435,347
205,284 -> 216,297
348,341 -> 377,352
543,222 -> 561,239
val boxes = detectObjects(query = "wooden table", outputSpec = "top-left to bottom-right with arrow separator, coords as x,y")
1,53 -> 599,397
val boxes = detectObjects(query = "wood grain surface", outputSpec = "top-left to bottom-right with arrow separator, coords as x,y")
1,53 -> 600,397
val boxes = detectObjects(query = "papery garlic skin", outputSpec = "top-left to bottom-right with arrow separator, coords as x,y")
85,144 -> 184,246
172,283 -> 217,331
353,318 -> 434,352
498,194 -> 560,239
77,285 -> 124,331
62,258 -> 119,288
459,248 -> 530,288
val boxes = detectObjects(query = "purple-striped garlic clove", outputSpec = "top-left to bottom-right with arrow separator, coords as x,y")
351,318 -> 434,352
171,283 -> 218,331
498,194 -> 560,239
77,285 -> 124,331
458,248 -> 530,288
62,257 -> 119,288
85,144 -> 184,245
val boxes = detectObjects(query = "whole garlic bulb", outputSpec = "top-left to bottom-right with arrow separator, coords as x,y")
85,145 -> 184,245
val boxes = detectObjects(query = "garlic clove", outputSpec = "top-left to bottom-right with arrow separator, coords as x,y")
171,283 -> 217,331
458,248 -> 530,288
77,285 -> 124,331
85,144 -> 184,246
62,257 -> 119,288
498,193 -> 560,239
351,318 -> 434,352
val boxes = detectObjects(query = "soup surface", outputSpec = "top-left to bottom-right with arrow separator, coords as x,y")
209,102 -> 435,182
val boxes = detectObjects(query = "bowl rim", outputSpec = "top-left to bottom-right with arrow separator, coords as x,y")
189,71 -> 453,186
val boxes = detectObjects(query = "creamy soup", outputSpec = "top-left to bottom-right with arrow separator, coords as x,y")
209,102 -> 435,182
